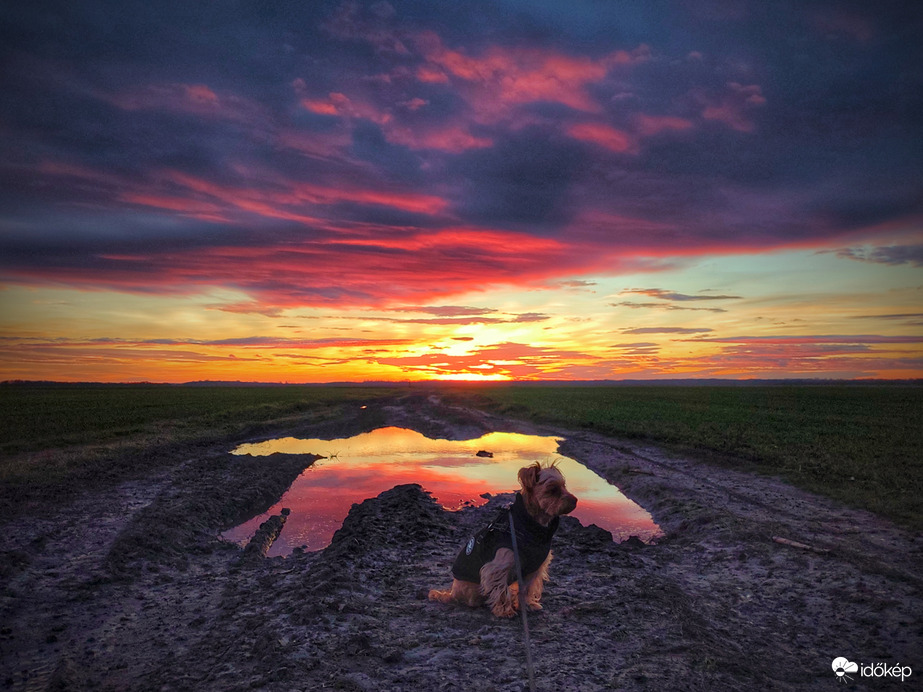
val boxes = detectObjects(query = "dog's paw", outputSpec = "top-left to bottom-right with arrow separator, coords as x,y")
491,601 -> 517,618
527,601 -> 543,611
428,589 -> 451,603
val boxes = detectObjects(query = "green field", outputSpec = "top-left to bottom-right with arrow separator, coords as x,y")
0,385 -> 395,455
2,383 -> 921,530
0,385 -> 397,509
470,384 -> 923,530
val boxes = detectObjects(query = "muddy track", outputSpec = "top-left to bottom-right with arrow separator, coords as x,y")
1,394 -> 920,690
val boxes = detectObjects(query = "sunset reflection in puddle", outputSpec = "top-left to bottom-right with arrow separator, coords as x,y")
221,427 -> 660,555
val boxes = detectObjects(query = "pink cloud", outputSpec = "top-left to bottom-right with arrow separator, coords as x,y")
700,82 -> 766,132
288,180 -> 449,215
412,31 -> 645,120
384,124 -> 493,152
635,114 -> 694,137
301,98 -> 340,116
566,113 -> 694,156
300,92 -> 392,124
567,122 -> 633,153
416,64 -> 450,84
300,87 -> 492,153
5,221 -> 657,309
299,27 -> 662,155
104,83 -> 265,124
118,193 -> 230,222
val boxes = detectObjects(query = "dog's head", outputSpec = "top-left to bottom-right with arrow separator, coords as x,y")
518,461 -> 578,524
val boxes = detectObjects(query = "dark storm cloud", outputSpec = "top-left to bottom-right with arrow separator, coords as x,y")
447,128 -> 587,230
1,0 -> 921,307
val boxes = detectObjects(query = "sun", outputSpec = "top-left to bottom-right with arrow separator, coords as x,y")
431,372 -> 513,382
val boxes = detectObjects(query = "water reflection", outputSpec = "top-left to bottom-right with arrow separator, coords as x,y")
222,427 -> 660,555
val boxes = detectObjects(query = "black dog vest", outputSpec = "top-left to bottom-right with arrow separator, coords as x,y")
451,493 -> 560,584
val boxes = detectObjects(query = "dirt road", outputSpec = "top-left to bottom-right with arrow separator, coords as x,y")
1,394 -> 920,690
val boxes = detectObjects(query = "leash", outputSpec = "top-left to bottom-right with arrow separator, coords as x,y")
508,511 -> 537,692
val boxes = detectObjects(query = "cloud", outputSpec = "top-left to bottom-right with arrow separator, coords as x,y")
103,83 -> 266,126
4,218 -> 676,308
669,334 -> 923,378
850,312 -> 923,327
621,288 -> 742,301
612,302 -> 727,313
688,334 -> 923,345
635,114 -> 694,137
811,10 -> 875,44
557,279 -> 597,289
610,341 -> 661,356
613,302 -> 668,310
392,305 -> 496,317
852,313 -> 923,320
1,0 -> 920,323
7,335 -> 418,350
446,128 -> 587,229
611,288 -> 738,314
621,327 -> 714,335
356,306 -> 550,326
834,244 -> 923,267
411,30 -> 641,118
372,340 -> 606,379
699,82 -> 767,132
568,122 -> 633,153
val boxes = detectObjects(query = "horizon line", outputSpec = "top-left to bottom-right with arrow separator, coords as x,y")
4,377 -> 921,387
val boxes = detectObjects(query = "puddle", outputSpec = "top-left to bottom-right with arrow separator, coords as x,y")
221,427 -> 661,556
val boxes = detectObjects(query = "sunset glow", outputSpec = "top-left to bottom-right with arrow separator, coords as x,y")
1,2 -> 921,382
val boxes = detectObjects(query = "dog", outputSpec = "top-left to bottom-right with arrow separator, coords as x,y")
428,461 -> 577,617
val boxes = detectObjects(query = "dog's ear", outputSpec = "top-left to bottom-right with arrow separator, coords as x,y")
518,462 -> 542,492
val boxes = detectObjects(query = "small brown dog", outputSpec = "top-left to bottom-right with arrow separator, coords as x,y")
428,461 -> 577,617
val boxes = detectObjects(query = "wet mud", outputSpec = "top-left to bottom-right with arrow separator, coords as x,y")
1,394 -> 920,690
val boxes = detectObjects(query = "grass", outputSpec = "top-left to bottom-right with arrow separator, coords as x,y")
3,382 -> 921,531
468,384 -> 923,531
0,384 -> 399,510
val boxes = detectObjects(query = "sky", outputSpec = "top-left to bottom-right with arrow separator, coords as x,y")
1,0 -> 921,382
